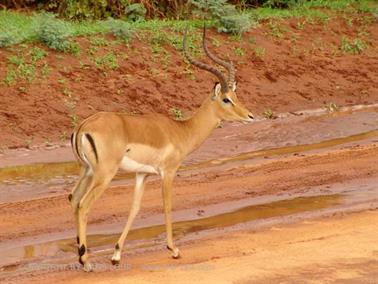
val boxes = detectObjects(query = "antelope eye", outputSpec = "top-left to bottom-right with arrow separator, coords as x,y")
223,98 -> 231,104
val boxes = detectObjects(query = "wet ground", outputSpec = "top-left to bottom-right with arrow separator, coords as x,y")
0,104 -> 377,283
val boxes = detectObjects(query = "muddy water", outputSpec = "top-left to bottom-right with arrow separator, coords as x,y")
1,183 -> 377,273
187,129 -> 378,169
0,129 -> 377,204
1,129 -> 377,184
0,106 -> 377,277
1,106 -> 378,183
0,106 -> 377,204
0,194 -> 344,269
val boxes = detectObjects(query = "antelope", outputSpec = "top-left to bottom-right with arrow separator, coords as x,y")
69,26 -> 254,272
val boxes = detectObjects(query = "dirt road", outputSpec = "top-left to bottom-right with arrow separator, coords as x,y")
0,106 -> 377,283
48,210 -> 378,284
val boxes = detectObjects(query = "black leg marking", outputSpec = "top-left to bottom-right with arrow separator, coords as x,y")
85,133 -> 98,163
115,243 -> 120,250
78,244 -> 86,257
76,236 -> 80,244
79,257 -> 84,265
68,193 -> 72,202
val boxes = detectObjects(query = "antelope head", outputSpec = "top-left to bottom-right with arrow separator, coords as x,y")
183,25 -> 254,123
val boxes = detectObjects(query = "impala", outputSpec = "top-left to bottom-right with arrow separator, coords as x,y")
69,26 -> 254,272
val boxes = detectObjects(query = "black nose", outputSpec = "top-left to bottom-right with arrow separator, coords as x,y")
248,114 -> 254,120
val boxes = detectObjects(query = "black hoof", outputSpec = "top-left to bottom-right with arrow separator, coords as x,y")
172,254 -> 181,259
111,259 -> 120,266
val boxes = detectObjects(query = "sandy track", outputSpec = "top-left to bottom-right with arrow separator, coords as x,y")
0,107 -> 377,283
13,211 -> 378,284
0,143 -> 377,243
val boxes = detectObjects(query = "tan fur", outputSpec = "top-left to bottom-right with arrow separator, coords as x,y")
69,43 -> 254,272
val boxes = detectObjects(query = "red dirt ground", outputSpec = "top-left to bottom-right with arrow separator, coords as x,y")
0,12 -> 378,283
0,14 -> 377,148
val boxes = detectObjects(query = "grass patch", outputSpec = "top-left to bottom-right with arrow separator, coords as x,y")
94,52 -> 118,70
0,0 -> 377,49
2,46 -> 50,85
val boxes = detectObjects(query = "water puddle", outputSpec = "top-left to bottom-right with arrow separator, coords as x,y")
191,129 -> 378,169
0,193 -> 345,269
0,130 -> 377,185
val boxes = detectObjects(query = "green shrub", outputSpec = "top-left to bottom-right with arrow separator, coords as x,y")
105,18 -> 134,42
218,14 -> 251,34
0,32 -> 17,47
191,0 -> 251,34
262,0 -> 300,8
36,14 -> 73,52
44,0 -> 112,20
191,0 -> 236,18
0,13 -> 26,47
125,3 -> 147,22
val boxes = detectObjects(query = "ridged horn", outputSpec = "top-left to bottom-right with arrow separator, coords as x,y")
183,28 -> 229,93
202,24 -> 235,88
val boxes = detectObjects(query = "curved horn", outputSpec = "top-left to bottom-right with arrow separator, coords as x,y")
202,24 -> 235,88
183,28 -> 229,93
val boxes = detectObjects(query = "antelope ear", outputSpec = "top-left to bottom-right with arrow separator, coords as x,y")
231,81 -> 237,92
212,82 -> 222,100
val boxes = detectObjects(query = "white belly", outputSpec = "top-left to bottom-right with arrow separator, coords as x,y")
120,156 -> 158,174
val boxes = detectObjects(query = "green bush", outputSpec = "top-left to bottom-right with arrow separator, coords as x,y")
35,13 -> 73,52
105,18 -> 134,42
218,14 -> 251,34
262,0 -> 300,8
0,11 -> 30,47
0,31 -> 18,47
191,0 -> 251,34
125,3 -> 147,22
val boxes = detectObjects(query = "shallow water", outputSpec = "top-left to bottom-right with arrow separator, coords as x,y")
1,129 -> 377,185
2,183 -> 377,271
0,194 -> 342,269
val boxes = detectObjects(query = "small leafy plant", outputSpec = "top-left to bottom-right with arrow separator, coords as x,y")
324,102 -> 339,113
340,37 -> 366,54
170,107 -> 184,120
94,52 -> 118,70
90,37 -> 109,47
263,109 -> 277,119
254,46 -> 266,60
267,20 -> 285,38
234,47 -> 245,56
30,47 -> 48,62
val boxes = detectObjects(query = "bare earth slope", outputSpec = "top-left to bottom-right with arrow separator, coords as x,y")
0,15 -> 377,147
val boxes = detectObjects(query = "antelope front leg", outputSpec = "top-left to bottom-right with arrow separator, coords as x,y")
162,171 -> 180,259
111,173 -> 147,265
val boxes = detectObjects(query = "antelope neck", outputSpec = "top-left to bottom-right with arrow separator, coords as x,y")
178,96 -> 221,154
